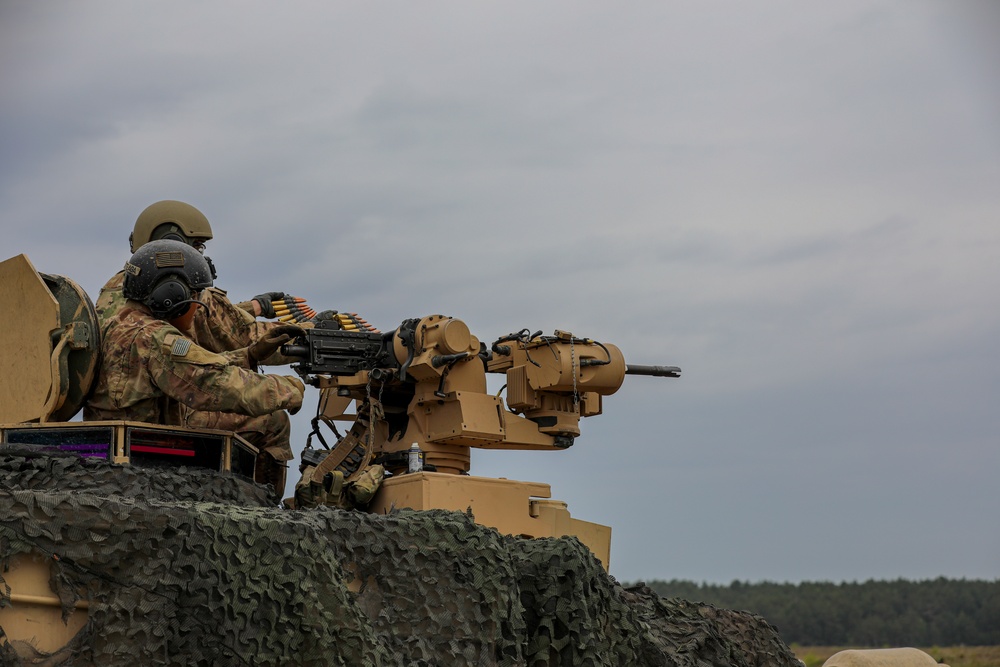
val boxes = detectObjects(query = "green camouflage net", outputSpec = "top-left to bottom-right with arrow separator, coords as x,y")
0,452 -> 800,666
0,448 -> 274,507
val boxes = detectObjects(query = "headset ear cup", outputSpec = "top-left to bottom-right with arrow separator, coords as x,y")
147,278 -> 190,318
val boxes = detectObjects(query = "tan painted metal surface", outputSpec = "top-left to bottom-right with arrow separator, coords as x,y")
0,552 -> 88,654
0,255 -> 61,424
370,471 -> 612,568
314,316 -> 630,475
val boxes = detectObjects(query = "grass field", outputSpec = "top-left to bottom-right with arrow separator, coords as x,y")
791,645 -> 1000,667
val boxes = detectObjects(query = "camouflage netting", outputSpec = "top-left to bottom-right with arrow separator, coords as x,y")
0,452 -> 800,667
0,448 -> 275,507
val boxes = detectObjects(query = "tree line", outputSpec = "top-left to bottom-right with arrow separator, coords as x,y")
640,578 -> 1000,646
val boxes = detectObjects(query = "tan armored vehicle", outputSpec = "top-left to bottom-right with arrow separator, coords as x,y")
0,254 -> 261,653
0,252 -> 802,666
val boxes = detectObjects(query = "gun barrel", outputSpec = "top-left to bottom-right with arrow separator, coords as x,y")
625,364 -> 681,378
281,343 -> 310,359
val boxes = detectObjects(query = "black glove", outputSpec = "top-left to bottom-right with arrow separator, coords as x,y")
309,310 -> 339,327
252,292 -> 286,319
249,325 -> 305,363
254,292 -> 315,322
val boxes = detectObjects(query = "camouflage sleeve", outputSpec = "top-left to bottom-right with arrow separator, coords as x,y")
147,328 -> 304,417
219,347 -> 253,369
193,288 -> 297,366
191,288 -> 257,353
95,271 -> 126,325
234,300 -> 257,315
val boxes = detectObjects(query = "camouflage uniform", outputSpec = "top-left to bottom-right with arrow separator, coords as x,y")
84,300 -> 304,490
97,271 -> 300,489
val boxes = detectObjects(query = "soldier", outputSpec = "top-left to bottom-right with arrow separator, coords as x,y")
96,199 -> 312,356
96,200 -> 311,489
84,239 -> 305,495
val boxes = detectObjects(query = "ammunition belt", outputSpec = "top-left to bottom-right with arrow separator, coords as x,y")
307,421 -> 373,485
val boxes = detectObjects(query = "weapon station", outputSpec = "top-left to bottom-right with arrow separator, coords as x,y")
0,254 -> 678,651
282,315 -> 679,567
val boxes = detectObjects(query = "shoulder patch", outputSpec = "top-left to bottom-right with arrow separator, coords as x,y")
171,337 -> 193,357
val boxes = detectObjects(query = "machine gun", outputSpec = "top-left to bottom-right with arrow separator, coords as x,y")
282,313 -> 678,567
282,314 -> 679,476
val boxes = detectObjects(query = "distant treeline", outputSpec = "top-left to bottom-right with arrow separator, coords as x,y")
641,578 -> 1000,646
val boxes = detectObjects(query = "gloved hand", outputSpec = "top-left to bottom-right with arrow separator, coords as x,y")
251,292 -> 287,319
249,325 -> 305,363
309,310 -> 339,327
252,292 -> 316,322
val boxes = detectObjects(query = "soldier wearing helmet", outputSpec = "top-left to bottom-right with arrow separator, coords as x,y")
129,199 -> 215,254
85,240 -> 306,494
99,200 -> 309,352
95,201 -> 312,491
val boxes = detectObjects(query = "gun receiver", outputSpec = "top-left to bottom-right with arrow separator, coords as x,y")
282,315 -> 679,476
282,324 -> 395,378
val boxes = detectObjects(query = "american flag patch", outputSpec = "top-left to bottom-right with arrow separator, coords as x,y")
171,337 -> 192,357
155,251 -> 185,268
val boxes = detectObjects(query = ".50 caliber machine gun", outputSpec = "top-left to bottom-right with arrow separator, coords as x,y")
282,314 -> 679,567
283,314 -> 679,474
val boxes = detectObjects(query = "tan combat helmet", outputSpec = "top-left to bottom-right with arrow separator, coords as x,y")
129,200 -> 214,253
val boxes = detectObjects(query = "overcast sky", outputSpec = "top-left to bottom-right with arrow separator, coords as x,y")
3,1 -> 999,585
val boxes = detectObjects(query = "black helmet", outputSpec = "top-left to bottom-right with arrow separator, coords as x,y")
123,240 -> 214,319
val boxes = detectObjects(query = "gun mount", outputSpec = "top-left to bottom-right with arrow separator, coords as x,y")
283,314 -> 679,477
281,314 -> 679,566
